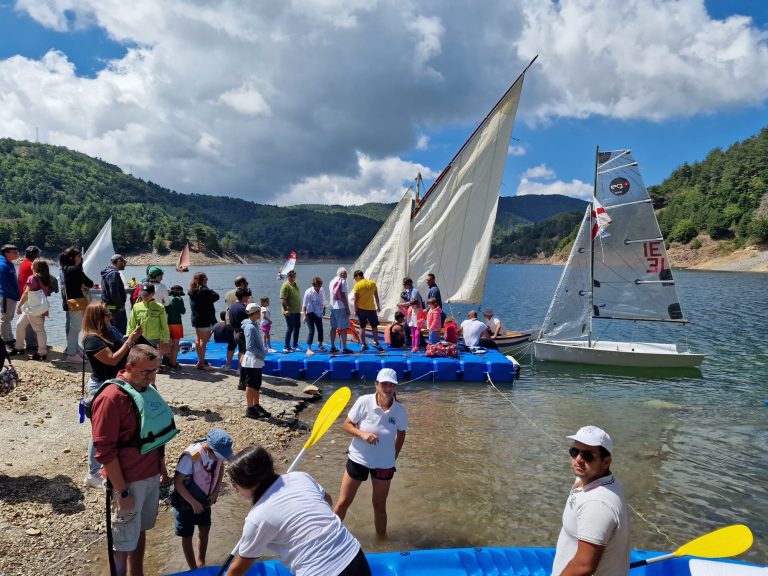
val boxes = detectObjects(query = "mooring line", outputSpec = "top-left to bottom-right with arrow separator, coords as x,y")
485,373 -> 678,548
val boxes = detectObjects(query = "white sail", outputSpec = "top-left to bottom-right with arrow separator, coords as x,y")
410,74 -> 524,304
277,251 -> 297,279
540,206 -> 592,340
82,217 -> 115,286
592,150 -> 686,322
350,189 -> 413,321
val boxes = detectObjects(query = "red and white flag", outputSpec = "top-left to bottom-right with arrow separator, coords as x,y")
591,199 -> 612,240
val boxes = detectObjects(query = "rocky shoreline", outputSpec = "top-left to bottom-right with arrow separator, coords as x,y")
0,353 -> 324,576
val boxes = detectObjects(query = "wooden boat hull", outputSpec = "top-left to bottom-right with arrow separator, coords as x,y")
166,546 -> 764,575
534,339 -> 705,368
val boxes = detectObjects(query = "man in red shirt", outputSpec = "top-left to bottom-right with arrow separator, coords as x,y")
91,344 -> 177,576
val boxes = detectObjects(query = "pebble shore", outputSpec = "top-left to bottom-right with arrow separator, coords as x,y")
0,352 -> 321,576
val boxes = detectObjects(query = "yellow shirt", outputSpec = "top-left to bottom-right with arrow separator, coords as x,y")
353,278 -> 378,310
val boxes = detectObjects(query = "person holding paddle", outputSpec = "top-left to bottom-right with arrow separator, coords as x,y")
551,425 -> 629,576
334,368 -> 408,538
224,444 -> 372,576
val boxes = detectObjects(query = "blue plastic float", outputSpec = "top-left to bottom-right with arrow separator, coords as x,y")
177,340 -> 519,382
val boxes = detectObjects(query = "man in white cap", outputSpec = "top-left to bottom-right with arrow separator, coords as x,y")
334,368 -> 408,538
551,425 -> 630,576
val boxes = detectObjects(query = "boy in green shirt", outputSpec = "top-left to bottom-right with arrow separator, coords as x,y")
128,282 -> 170,350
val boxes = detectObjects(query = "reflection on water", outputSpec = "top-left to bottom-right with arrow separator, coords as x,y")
80,263 -> 766,573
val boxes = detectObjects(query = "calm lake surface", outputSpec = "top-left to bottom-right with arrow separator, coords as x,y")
47,263 -> 765,571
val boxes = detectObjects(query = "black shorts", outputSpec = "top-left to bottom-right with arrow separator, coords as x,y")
357,309 -> 379,329
240,367 -> 263,390
346,458 -> 396,482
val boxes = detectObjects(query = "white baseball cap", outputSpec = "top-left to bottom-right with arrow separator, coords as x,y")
376,368 -> 398,384
566,425 -> 613,454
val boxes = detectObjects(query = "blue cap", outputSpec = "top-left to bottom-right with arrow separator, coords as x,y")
206,428 -> 234,460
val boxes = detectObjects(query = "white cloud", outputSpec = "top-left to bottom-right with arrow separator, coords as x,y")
517,164 -> 592,200
274,152 -> 436,206
1,0 -> 767,206
517,0 -> 768,121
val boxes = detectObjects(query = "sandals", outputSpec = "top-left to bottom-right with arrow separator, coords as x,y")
195,362 -> 213,371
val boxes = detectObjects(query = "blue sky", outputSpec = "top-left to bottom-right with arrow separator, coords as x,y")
0,0 -> 767,205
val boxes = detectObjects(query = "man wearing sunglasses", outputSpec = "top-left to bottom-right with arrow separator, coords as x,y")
551,426 -> 630,576
91,344 -> 178,576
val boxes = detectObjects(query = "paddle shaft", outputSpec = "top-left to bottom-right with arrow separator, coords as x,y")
287,447 -> 306,473
630,552 -> 673,569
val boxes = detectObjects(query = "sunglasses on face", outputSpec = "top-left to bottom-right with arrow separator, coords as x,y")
569,447 -> 599,462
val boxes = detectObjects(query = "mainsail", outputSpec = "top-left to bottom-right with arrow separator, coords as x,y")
277,251 -> 297,279
176,243 -> 191,271
82,217 -> 115,286
352,57 -> 535,321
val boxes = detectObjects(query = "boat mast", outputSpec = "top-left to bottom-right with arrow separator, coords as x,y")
588,146 -> 599,347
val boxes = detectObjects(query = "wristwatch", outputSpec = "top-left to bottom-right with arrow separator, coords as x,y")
119,489 -> 130,499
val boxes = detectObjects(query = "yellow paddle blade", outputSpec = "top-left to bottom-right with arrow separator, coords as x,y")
303,386 -> 352,450
676,525 -> 753,559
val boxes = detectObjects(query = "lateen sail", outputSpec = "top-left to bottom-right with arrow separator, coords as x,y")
592,150 -> 685,322
277,251 -> 297,279
352,60 -> 533,321
177,243 -> 191,271
350,188 -> 413,321
82,217 -> 115,286
540,206 -> 592,340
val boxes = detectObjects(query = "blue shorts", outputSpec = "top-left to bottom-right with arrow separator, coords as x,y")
174,506 -> 212,537
330,308 -> 350,330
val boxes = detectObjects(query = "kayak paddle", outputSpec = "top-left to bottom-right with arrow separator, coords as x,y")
630,524 -> 753,568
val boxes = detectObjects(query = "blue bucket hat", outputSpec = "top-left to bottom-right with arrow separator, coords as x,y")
206,428 -> 234,460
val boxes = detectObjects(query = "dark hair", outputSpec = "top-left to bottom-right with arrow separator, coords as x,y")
189,272 -> 208,295
260,295 -> 269,305
1,244 -> 18,256
427,273 -> 436,281
311,276 -> 322,287
353,269 -> 364,278
228,445 -> 280,504
428,297 -> 437,306
234,276 -> 248,287
402,277 -> 413,286
219,311 -> 226,321
25,246 -> 41,260
599,446 -> 611,459
235,286 -> 252,300
31,259 -> 51,288
394,311 -> 404,321
60,247 -> 81,267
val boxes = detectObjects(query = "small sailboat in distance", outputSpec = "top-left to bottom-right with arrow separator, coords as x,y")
83,217 -> 115,287
277,251 -> 297,280
176,242 -> 191,272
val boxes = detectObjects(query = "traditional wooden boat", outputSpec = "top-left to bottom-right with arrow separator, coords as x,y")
176,242 -> 191,272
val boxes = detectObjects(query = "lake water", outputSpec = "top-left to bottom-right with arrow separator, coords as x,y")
42,263 -> 765,571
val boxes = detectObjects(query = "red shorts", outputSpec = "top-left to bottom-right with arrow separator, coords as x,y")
168,324 -> 184,340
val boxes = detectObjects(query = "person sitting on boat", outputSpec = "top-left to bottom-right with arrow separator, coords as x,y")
443,316 -> 458,344
226,444 -> 372,576
399,277 -> 423,347
425,273 -> 446,326
352,270 -> 383,351
458,310 -> 498,350
384,311 -> 406,349
482,309 -> 503,340
101,254 -> 128,334
551,426 -> 629,576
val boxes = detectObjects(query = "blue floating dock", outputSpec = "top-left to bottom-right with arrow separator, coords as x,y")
178,340 -> 519,383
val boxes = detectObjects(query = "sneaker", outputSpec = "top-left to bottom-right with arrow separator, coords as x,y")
292,345 -> 302,352
8,348 -> 22,356
283,347 -> 292,354
361,344 -> 369,352
257,405 -> 272,418
372,343 -> 383,351
267,348 -> 277,353
29,353 -> 47,361
341,348 -> 353,354
66,353 -> 84,362
245,406 -> 261,419
84,473 -> 104,488
329,346 -> 339,354
317,345 -> 327,352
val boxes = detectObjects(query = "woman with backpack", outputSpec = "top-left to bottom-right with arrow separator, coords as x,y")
61,247 -> 94,362
11,259 -> 55,361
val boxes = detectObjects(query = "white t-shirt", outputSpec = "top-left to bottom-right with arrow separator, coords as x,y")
260,306 -> 271,327
460,318 -> 488,347
151,281 -> 170,306
347,394 -> 408,469
484,316 -> 502,334
328,276 -> 347,310
551,474 -> 630,576
303,287 -> 326,316
238,472 -> 360,576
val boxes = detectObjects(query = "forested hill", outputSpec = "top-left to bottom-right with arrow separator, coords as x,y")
0,138 -> 586,259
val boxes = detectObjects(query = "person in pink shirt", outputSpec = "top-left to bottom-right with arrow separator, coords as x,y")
426,298 -> 442,345
407,299 -> 426,353
443,316 -> 459,344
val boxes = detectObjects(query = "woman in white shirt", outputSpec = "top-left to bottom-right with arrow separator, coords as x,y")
301,276 -> 327,352
333,368 -> 408,538
225,445 -> 371,576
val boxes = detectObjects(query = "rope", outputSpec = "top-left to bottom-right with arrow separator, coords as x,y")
485,372 -> 678,548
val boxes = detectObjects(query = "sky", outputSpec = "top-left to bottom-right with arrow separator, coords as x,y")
0,0 -> 767,206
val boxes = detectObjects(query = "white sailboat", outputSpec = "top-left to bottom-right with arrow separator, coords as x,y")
277,251 -> 297,280
350,58 -> 536,349
82,217 -> 115,287
534,148 -> 704,368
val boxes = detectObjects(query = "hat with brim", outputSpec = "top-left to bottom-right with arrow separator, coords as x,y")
566,425 -> 613,454
206,428 -> 234,460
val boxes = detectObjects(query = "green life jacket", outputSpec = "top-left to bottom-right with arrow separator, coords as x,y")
94,377 -> 178,454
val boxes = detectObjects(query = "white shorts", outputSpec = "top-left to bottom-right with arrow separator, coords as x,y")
111,475 -> 160,552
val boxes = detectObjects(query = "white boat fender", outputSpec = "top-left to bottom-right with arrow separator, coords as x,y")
506,355 -> 521,371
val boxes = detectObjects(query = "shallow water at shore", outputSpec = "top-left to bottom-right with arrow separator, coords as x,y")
40,262 -> 766,571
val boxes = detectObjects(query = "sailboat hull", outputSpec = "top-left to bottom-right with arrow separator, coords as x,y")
534,340 -> 704,368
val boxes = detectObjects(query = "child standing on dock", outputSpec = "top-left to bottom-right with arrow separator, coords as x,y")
260,296 -> 274,352
407,299 -> 425,353
165,285 -> 186,369
426,298 -> 442,345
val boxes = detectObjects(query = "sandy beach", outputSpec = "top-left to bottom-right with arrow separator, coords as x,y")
0,352 -> 322,575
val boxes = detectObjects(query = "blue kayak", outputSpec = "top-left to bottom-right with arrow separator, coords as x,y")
166,546 -> 765,575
